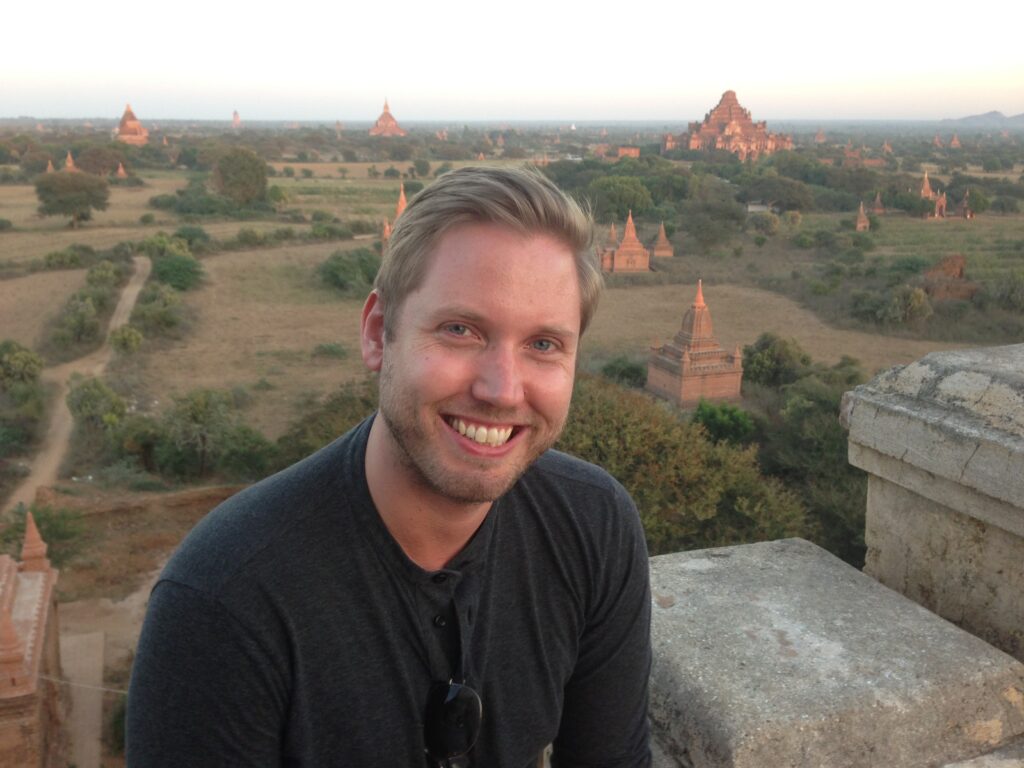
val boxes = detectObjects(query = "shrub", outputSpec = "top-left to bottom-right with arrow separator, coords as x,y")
139,213 -> 156,224
152,253 -> 203,291
312,343 -> 348,359
691,400 -> 754,445
236,227 -> 264,246
0,219 -> 11,232
310,223 -> 353,240
174,225 -> 211,248
317,248 -> 380,293
600,356 -> 647,388
111,325 -> 144,355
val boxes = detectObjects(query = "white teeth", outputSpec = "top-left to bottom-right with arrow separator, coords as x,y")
448,418 -> 513,447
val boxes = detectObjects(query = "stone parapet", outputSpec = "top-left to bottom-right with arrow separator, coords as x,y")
841,344 -> 1024,660
648,539 -> 1024,768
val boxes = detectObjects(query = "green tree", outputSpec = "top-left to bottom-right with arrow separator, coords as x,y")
58,296 -> 100,343
212,148 -> 267,205
586,176 -> 653,221
34,171 -> 110,227
67,375 -> 126,431
413,159 -> 431,178
691,400 -> 755,445
558,375 -> 807,555
747,211 -> 780,235
161,389 -> 233,477
742,333 -> 812,387
0,341 -> 43,389
110,325 -> 143,355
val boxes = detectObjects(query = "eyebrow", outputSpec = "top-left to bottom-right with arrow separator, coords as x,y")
427,305 -> 579,342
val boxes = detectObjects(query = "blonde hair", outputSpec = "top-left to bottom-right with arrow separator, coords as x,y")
375,166 -> 601,337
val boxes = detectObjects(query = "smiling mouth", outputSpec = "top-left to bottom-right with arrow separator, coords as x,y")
446,417 -> 516,447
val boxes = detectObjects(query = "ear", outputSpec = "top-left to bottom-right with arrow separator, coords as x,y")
360,290 -> 386,372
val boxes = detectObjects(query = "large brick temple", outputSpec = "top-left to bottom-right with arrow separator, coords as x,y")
369,99 -> 407,137
115,104 -> 149,146
670,90 -> 792,161
647,281 -> 743,407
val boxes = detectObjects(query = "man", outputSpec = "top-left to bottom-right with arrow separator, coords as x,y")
127,166 -> 652,767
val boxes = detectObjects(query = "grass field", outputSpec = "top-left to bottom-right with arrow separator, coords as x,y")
0,268 -> 88,347
133,240 -> 371,438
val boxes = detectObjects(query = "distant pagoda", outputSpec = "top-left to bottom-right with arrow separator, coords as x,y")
116,104 -> 149,146
646,281 -> 743,407
682,90 -> 792,161
369,99 -> 407,137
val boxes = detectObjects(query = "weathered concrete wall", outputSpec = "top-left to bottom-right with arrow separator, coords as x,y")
648,539 -> 1024,768
842,344 -> 1024,662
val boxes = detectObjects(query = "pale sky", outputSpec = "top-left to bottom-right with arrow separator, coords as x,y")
3,0 -> 1022,123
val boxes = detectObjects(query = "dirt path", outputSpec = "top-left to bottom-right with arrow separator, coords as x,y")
2,256 -> 152,516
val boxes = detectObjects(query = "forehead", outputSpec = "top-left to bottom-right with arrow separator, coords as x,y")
406,222 -> 581,326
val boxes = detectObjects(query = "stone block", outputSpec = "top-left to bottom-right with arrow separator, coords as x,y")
649,539 -> 1024,768
843,344 -> 1024,661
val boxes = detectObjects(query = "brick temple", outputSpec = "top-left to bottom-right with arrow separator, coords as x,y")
679,91 -> 792,161
381,183 -> 408,245
369,99 -> 407,137
116,104 -> 149,146
599,212 -> 650,273
0,514 -> 64,766
651,222 -> 674,259
647,281 -> 743,407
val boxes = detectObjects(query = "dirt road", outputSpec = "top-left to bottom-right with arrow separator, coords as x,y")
2,256 -> 152,517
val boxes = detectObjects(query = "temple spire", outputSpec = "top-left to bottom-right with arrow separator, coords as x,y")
694,279 -> 705,308
396,183 -> 407,219
20,512 -> 50,572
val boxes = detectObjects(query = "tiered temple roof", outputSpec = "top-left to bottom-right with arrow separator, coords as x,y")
856,201 -> 870,232
116,104 -> 149,146
369,99 -> 407,137
651,222 -> 674,259
646,281 -> 743,407
599,212 -> 650,273
920,171 -> 936,200
64,151 -> 76,172
682,91 -> 793,161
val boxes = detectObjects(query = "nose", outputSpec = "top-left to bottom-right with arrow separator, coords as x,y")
471,344 -> 525,409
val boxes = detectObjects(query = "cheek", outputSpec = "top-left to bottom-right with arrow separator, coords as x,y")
528,367 -> 576,420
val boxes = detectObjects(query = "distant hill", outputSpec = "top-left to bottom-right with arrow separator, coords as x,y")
942,111 -> 1024,127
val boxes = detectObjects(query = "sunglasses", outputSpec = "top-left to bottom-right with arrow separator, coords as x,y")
424,678 -> 483,767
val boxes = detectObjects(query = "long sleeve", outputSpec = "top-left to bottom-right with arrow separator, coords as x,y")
126,580 -> 289,766
551,487 -> 653,768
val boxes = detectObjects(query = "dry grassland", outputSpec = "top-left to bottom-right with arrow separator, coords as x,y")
0,268 -> 87,346
136,240 -> 370,438
586,283 -> 970,375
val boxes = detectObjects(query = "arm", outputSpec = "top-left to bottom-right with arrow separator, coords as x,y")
552,487 -> 653,768
126,580 -> 289,766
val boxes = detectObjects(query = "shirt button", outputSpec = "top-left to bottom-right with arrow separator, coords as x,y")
432,574 -> 448,584
433,615 -> 447,628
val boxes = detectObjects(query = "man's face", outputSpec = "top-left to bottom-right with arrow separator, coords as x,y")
365,222 -> 581,504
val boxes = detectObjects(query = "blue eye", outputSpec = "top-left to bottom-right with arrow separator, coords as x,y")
531,339 -> 555,352
445,323 -> 471,336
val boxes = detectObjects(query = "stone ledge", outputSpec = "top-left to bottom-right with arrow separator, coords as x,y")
841,344 -> 1024,516
649,539 -> 1024,768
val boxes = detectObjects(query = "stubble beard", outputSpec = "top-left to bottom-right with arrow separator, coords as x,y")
377,359 -> 565,505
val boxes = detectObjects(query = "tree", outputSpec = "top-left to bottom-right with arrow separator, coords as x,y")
212,148 -> 267,205
34,171 -> 109,227
691,400 -> 755,445
161,389 -> 234,477
586,176 -> 653,221
67,375 -> 126,431
110,325 -> 143,355
743,333 -> 812,387
0,340 -> 43,389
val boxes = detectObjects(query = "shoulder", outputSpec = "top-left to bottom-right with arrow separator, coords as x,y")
523,449 -> 635,512
158,417 -> 373,595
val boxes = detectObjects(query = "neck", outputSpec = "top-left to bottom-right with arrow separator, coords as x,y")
365,414 -> 491,571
